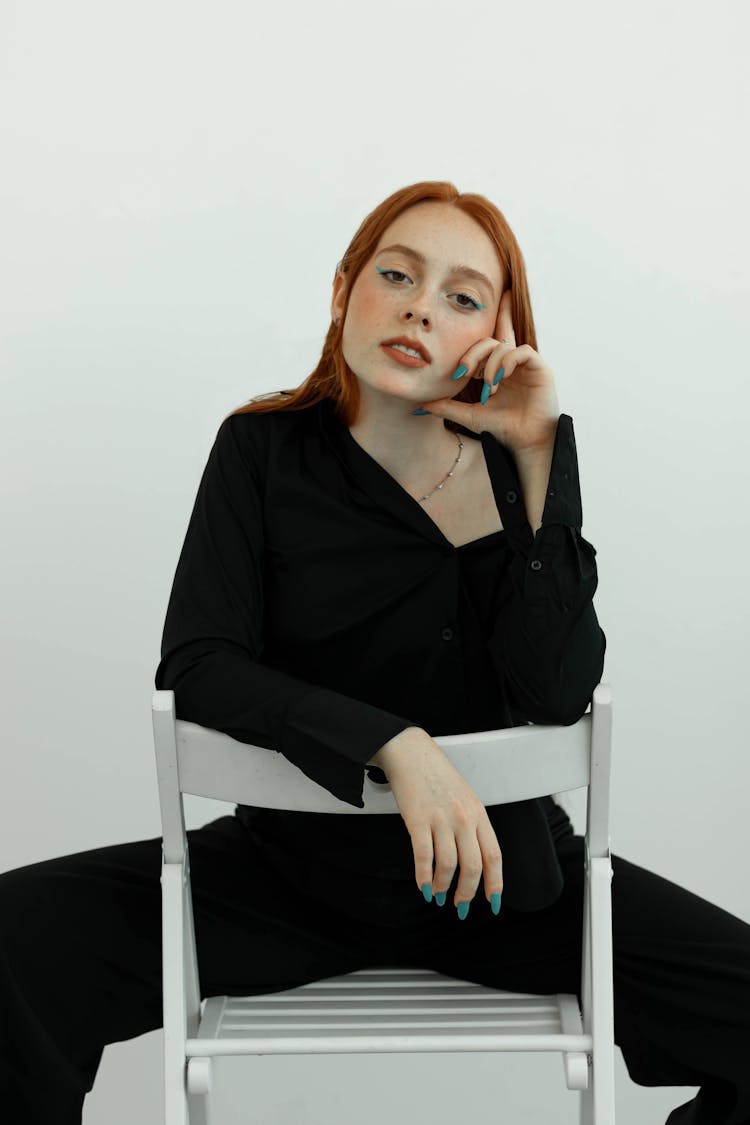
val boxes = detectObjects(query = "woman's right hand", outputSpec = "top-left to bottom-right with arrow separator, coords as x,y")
371,727 -> 504,914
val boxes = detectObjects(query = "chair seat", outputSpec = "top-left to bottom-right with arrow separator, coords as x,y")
186,968 -> 592,1091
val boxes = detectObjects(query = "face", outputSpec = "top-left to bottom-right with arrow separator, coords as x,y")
331,201 -> 505,407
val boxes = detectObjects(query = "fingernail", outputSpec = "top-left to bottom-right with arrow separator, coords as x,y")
490,893 -> 502,915
493,367 -> 505,385
480,382 -> 491,405
451,364 -> 468,381
457,901 -> 470,920
435,891 -> 446,906
411,407 -> 431,415
421,883 -> 433,903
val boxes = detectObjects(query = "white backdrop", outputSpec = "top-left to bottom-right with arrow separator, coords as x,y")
1,1 -> 748,1122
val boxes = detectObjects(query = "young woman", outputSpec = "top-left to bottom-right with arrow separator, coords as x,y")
2,182 -> 748,1124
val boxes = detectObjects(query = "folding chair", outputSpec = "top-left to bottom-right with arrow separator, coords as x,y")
152,680 -> 615,1124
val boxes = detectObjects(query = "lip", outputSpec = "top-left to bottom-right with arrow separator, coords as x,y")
381,344 -> 429,368
380,335 -> 432,363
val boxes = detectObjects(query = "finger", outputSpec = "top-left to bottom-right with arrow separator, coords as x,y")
421,341 -> 509,422
451,338 -> 498,384
477,819 -> 504,913
483,343 -> 541,398
453,341 -> 512,392
431,823 -> 458,906
453,826 -> 483,912
494,287 -> 516,347
410,822 -> 436,900
477,342 -> 516,404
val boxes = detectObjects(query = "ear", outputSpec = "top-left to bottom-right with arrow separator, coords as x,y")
330,269 -> 347,325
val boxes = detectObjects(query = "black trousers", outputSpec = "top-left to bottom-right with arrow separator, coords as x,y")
1,813 -> 749,1124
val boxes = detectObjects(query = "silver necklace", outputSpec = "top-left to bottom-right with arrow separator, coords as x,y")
417,431 -> 464,503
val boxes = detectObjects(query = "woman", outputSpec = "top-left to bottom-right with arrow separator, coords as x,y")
1,181 -> 748,1124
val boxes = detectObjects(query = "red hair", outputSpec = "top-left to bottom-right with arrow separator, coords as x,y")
223,180 -> 539,431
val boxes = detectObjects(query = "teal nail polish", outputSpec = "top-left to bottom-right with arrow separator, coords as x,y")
490,893 -> 502,915
457,901 -> 470,920
435,891 -> 446,906
421,883 -> 433,903
493,367 -> 505,385
480,382 -> 491,405
411,407 -> 431,415
451,364 -> 468,381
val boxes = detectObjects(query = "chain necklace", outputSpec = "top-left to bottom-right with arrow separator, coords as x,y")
417,431 -> 464,503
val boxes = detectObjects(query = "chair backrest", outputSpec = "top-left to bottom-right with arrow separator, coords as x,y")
152,682 -> 612,865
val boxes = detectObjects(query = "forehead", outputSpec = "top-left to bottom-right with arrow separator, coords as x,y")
375,202 -> 501,287
379,203 -> 493,260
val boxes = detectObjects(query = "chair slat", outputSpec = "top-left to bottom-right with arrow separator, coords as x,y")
172,715 -> 593,811
185,1030 -> 594,1055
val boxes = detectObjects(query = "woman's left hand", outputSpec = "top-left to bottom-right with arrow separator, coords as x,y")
416,288 -> 561,454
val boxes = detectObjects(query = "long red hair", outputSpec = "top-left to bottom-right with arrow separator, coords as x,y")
223,180 -> 539,431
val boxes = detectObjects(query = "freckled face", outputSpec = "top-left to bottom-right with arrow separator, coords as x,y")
334,201 -> 504,401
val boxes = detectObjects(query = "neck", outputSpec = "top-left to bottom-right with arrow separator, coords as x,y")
348,400 -> 465,497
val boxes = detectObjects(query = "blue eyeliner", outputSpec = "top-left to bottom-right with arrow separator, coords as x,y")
375,266 -> 486,310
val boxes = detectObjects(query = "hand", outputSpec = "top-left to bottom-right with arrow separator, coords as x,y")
417,288 -> 561,454
376,727 -> 503,916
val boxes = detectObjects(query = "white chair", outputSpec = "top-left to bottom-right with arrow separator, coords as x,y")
152,680 -> 615,1125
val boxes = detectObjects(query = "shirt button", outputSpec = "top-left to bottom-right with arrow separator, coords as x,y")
441,626 -> 454,641
506,490 -> 518,503
530,559 -> 543,571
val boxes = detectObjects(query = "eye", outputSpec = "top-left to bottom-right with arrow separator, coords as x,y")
376,266 -> 483,311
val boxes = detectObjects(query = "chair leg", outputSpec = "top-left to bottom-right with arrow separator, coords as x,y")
186,1058 -> 213,1125
165,1062 -> 212,1125
165,1060 -> 190,1125
188,1091 -> 211,1125
591,858 -> 616,1123
579,1056 -> 594,1125
580,852 -> 594,1124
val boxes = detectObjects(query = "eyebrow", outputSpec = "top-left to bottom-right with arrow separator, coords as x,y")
375,243 -> 496,301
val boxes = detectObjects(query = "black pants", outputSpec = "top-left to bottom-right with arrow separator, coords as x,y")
1,814 -> 749,1124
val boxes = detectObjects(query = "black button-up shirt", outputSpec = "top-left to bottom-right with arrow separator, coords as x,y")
155,396 -> 606,911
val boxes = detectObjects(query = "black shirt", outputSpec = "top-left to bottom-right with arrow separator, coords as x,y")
155,396 -> 606,911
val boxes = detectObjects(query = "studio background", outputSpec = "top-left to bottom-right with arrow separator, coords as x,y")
1,1 -> 748,1122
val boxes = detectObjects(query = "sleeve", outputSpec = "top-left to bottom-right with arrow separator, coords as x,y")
484,414 -> 607,726
154,414 -> 420,808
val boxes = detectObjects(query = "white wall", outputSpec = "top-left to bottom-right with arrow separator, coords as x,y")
1,0 -> 748,1122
